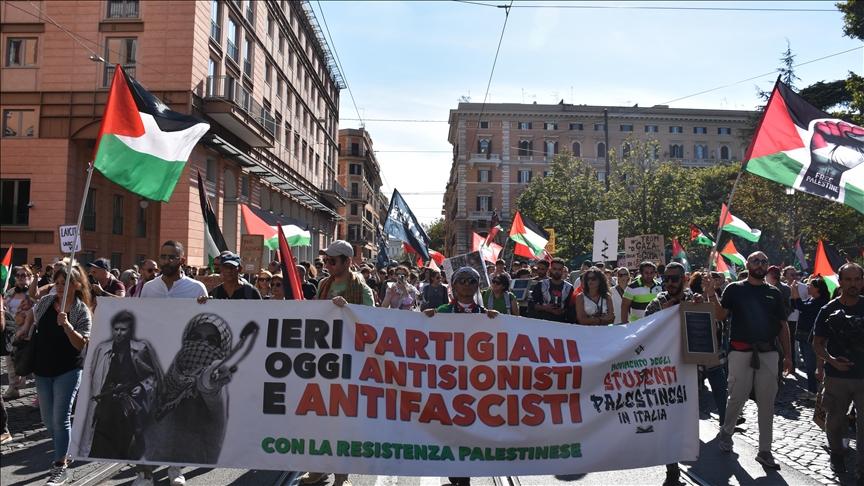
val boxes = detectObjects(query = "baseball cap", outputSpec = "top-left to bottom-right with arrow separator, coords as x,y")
319,240 -> 354,259
88,258 -> 111,271
767,265 -> 781,275
220,252 -> 241,267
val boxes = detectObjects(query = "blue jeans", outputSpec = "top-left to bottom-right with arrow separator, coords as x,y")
34,368 -> 82,462
705,366 -> 727,423
800,342 -> 819,393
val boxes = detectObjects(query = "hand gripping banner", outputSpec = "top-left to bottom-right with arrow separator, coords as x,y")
71,300 -> 698,476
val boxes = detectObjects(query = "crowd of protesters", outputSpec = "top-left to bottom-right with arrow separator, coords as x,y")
1,241 -> 861,486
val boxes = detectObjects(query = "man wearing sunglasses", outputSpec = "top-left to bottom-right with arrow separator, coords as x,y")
529,258 -> 575,323
129,260 -> 159,299
705,251 -> 792,470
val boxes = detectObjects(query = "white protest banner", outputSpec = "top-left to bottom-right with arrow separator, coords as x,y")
593,220 -> 619,264
71,300 -> 698,476
441,251 -> 490,290
59,225 -> 81,253
625,234 -> 666,269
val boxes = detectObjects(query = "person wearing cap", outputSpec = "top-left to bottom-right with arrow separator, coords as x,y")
198,253 -> 261,302
88,258 -> 126,299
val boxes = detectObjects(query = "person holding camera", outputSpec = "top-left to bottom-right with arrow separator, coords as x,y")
528,258 -> 575,323
381,265 -> 418,310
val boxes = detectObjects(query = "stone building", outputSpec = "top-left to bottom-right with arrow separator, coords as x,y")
336,128 -> 386,263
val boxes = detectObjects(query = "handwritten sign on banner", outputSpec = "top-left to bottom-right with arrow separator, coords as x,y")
625,234 -> 666,269
71,300 -> 697,476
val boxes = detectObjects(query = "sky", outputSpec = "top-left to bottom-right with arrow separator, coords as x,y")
310,1 -> 863,226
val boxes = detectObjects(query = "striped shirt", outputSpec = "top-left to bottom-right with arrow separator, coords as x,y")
623,276 -> 662,321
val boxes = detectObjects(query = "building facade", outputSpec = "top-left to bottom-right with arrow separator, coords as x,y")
336,128 -> 384,263
0,0 -> 344,270
443,102 -> 753,256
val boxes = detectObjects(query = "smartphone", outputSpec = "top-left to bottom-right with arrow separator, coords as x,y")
88,275 -> 96,285
34,257 -> 43,269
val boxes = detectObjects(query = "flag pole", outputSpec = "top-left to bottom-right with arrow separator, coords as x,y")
707,163 -> 745,272
61,162 -> 95,311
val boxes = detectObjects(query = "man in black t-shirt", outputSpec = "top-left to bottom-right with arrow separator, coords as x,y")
812,262 -> 864,480
529,258 -> 574,323
704,251 -> 791,470
199,253 -> 262,302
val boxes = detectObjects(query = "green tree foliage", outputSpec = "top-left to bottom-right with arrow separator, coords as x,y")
423,217 -> 446,253
515,150 -> 605,261
837,0 -> 864,40
844,71 -> 864,125
797,79 -> 853,112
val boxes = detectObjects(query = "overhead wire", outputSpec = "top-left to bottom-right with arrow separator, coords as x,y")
454,0 -> 837,12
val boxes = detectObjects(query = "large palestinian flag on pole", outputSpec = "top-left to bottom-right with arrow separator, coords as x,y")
744,79 -> 864,214
240,204 -> 311,249
720,204 -> 761,242
509,211 -> 549,260
93,65 -> 209,202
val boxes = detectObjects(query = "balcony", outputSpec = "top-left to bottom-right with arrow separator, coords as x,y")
348,188 -> 366,201
470,211 -> 493,219
321,179 -> 347,207
106,0 -> 139,18
204,75 -> 274,147
347,229 -> 372,244
469,153 -> 501,162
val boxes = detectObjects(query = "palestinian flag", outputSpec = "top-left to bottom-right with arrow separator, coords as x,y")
197,170 -> 229,271
794,237 -> 808,271
0,245 -> 12,292
720,204 -> 761,242
93,65 -> 209,202
473,232 -> 503,264
720,239 -> 746,267
403,243 -> 446,267
484,210 -> 502,247
276,222 -> 305,300
690,223 -> 714,246
714,253 -> 734,280
509,211 -> 549,259
813,239 -> 840,295
671,238 -> 689,272
744,79 -> 864,215
240,204 -> 311,249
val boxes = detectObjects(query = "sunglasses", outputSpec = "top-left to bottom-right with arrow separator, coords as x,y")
664,275 -> 684,283
492,280 -> 502,285
456,277 -> 478,285
324,257 -> 339,265
585,276 -> 599,282
272,282 -> 282,288
259,277 -> 271,282
748,258 -> 769,266
16,273 -> 29,278
618,273 -> 629,278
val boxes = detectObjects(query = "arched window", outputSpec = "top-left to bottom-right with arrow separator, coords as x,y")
695,145 -> 707,159
546,141 -> 556,157
478,139 -> 489,154
597,142 -> 606,158
720,146 -> 729,160
571,141 -> 581,157
519,140 -> 531,156
670,144 -> 683,158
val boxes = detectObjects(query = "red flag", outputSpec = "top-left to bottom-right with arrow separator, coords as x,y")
484,211 -> 501,247
277,222 -> 305,300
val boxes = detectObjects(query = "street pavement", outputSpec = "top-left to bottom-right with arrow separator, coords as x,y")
2,359 -> 857,485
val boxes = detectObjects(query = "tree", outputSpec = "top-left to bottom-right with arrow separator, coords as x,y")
423,218 -> 446,253
516,150 -> 605,261
796,79 -> 853,112
837,0 -> 864,40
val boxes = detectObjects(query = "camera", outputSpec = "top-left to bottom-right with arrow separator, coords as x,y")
398,274 -> 405,283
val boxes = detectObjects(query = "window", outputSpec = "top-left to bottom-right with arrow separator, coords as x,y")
210,0 -> 221,42
478,139 -> 490,156
622,143 -> 631,159
620,124 -> 633,132
477,195 -> 493,212
245,0 -> 254,25
227,17 -> 238,61
571,142 -> 581,157
518,170 -> 532,183
569,123 -> 583,131
521,122 -> 530,130
241,174 -> 249,197
349,164 -> 362,175
720,146 -> 730,160
278,32 -> 284,54
670,144 -> 684,158
5,38 -> 37,67
2,110 -> 36,138
694,127 -> 707,134
276,76 -> 283,100
597,172 -> 606,181
545,141 -> 557,157
264,61 -> 272,85
479,121 -> 489,129
351,204 -> 359,216
351,183 -> 359,199
545,122 -> 558,130
350,142 -> 360,155
83,189 -> 97,231
267,14 -> 274,37
206,157 -> 218,182
518,140 -> 532,156
0,179 -> 30,225
694,145 -> 708,159
669,126 -> 682,134
113,194 -> 124,235
594,123 -> 605,132
597,142 -> 606,158
645,125 -> 658,132
137,204 -> 146,237
104,38 -> 136,86
718,127 -> 732,135
136,254 -> 146,265
107,0 -> 139,18
243,38 -> 252,77
478,169 -> 491,182
110,253 -> 123,270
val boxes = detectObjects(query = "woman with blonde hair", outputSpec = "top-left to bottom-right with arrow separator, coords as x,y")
256,270 -> 273,298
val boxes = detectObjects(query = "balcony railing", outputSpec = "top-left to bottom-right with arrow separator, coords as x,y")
107,0 -> 139,19
323,179 -> 347,198
205,75 -> 275,135
210,21 -> 221,42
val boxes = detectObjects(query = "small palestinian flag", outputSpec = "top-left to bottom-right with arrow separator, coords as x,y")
715,253 -> 734,280
690,223 -> 714,246
0,245 -> 12,292
720,239 -> 746,267
197,170 -> 229,271
744,79 -> 864,214
813,239 -> 840,295
484,210 -> 502,247
794,237 -> 808,271
509,211 -> 549,259
720,204 -> 761,242
240,204 -> 311,249
671,238 -> 689,272
94,65 -> 209,202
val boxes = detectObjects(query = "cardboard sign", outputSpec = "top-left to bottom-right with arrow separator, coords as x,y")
679,303 -> 719,366
441,251 -> 490,290
59,225 -> 82,253
545,228 -> 556,255
593,220 -> 619,264
195,275 -> 223,292
625,234 -> 665,268
241,234 -> 265,273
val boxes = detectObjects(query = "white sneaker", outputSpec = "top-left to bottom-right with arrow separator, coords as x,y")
168,466 -> 186,486
130,472 -> 154,486
2,387 -> 20,400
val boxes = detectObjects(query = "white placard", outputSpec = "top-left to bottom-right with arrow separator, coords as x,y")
59,225 -> 82,253
593,220 -> 619,263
